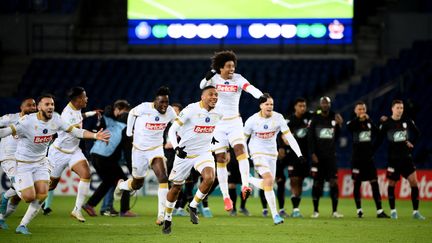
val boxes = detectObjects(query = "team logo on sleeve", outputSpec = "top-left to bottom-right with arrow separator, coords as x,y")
194,125 -> 215,133
216,84 -> 238,92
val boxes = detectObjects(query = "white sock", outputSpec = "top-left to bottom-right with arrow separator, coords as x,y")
119,179 -> 132,191
217,163 -> 229,198
237,156 -> 250,187
377,209 -> 383,214
249,177 -> 263,190
164,200 -> 176,221
4,188 -> 17,199
75,180 -> 90,211
189,189 -> 207,208
5,201 -> 19,218
391,209 -> 397,213
412,210 -> 418,215
158,183 -> 169,217
357,208 -> 363,214
264,186 -> 278,218
20,200 -> 42,226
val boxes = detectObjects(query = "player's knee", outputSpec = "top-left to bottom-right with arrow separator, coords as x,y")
132,178 -> 144,190
21,193 -> 36,203
36,193 -> 48,201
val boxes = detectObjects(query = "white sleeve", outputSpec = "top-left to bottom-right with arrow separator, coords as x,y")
243,117 -> 253,138
168,122 -> 180,148
280,115 -> 302,157
199,77 -> 213,89
69,127 -> 85,138
0,126 -> 13,138
0,114 -> 11,127
245,85 -> 263,99
126,108 -> 137,137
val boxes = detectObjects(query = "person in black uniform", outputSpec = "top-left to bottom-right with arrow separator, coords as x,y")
376,100 -> 425,220
309,96 -> 344,218
346,101 -> 389,218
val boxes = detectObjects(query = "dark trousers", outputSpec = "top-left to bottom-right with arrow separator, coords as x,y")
87,153 -> 130,213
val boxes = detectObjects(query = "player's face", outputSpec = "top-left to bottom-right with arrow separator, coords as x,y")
219,61 -> 235,80
38,97 -> 55,120
21,99 -> 37,115
294,102 -> 306,115
76,92 -> 88,109
260,98 -> 274,117
392,103 -> 404,118
154,95 -> 169,114
320,100 -> 330,112
354,104 -> 366,117
202,88 -> 218,109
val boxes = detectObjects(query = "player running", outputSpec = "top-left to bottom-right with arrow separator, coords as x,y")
43,87 -> 101,222
0,94 -> 109,234
245,94 -> 304,225
200,50 -> 263,211
346,101 -> 389,218
162,86 -> 222,234
115,87 -> 177,225
376,100 -> 425,220
0,98 -> 37,230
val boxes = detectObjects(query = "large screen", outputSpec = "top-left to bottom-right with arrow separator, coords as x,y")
128,0 -> 353,45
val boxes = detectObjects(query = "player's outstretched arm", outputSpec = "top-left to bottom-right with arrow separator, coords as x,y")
282,130 -> 303,158
167,121 -> 180,149
69,127 -> 110,143
199,69 -> 216,89
244,84 -> 264,99
0,126 -> 13,138
126,110 -> 137,137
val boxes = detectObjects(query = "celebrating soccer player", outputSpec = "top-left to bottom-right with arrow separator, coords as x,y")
199,50 -> 264,211
162,86 -> 222,234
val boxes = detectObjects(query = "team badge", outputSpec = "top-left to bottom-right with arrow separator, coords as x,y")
264,124 -> 268,129
155,116 -> 160,121
205,117 -> 210,123
224,81 -> 229,85
331,120 -> 336,126
367,123 -> 371,129
43,129 -> 48,134
402,122 -> 407,128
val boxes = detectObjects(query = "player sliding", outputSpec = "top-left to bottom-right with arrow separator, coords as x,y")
0,98 -> 37,230
200,50 -> 263,211
245,93 -> 304,225
162,86 -> 222,234
115,87 -> 177,225
0,94 -> 110,234
43,87 -> 102,222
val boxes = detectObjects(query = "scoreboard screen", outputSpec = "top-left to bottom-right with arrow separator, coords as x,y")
128,0 -> 353,45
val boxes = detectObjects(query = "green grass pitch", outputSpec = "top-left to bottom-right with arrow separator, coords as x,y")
1,196 -> 431,242
128,0 -> 353,19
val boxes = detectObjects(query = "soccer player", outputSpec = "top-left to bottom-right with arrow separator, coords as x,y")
376,100 -> 425,220
245,93 -> 304,225
227,147 -> 251,216
43,87 -> 101,221
282,97 -> 312,218
346,101 -> 389,218
200,50 -> 263,211
0,98 -> 37,229
0,94 -> 109,234
162,86 -> 222,234
115,86 -> 177,225
309,96 -> 344,218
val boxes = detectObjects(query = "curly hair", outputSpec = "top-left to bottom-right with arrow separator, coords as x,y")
211,50 -> 237,73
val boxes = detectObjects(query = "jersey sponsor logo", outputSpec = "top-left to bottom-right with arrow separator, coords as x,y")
34,135 -> 53,144
194,125 -> 215,133
216,84 -> 238,92
393,131 -> 407,142
318,128 -> 334,139
145,123 -> 167,130
358,131 -> 371,142
255,131 -> 276,139
295,128 -> 308,138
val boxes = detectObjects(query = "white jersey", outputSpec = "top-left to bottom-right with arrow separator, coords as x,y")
244,111 -> 290,157
0,112 -> 20,161
205,73 -> 251,119
175,101 -> 222,155
129,102 -> 176,151
11,112 -> 73,163
52,103 -> 83,153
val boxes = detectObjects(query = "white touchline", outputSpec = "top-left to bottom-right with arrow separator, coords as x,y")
142,0 -> 186,19
272,0 -> 348,9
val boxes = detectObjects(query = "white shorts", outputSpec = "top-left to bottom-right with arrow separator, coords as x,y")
169,152 -> 215,185
48,145 -> 88,178
1,159 -> 16,180
132,146 -> 166,178
212,117 -> 246,154
14,158 -> 50,192
252,155 -> 277,178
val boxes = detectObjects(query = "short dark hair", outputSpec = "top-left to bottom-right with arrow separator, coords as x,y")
155,86 -> 170,97
259,93 -> 272,104
355,100 -> 366,107
171,102 -> 183,111
37,93 -> 55,104
113,99 -> 130,111
67,87 -> 85,100
294,97 -> 306,106
202,85 -> 216,93
392,99 -> 403,107
211,50 -> 237,73
21,97 -> 34,105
